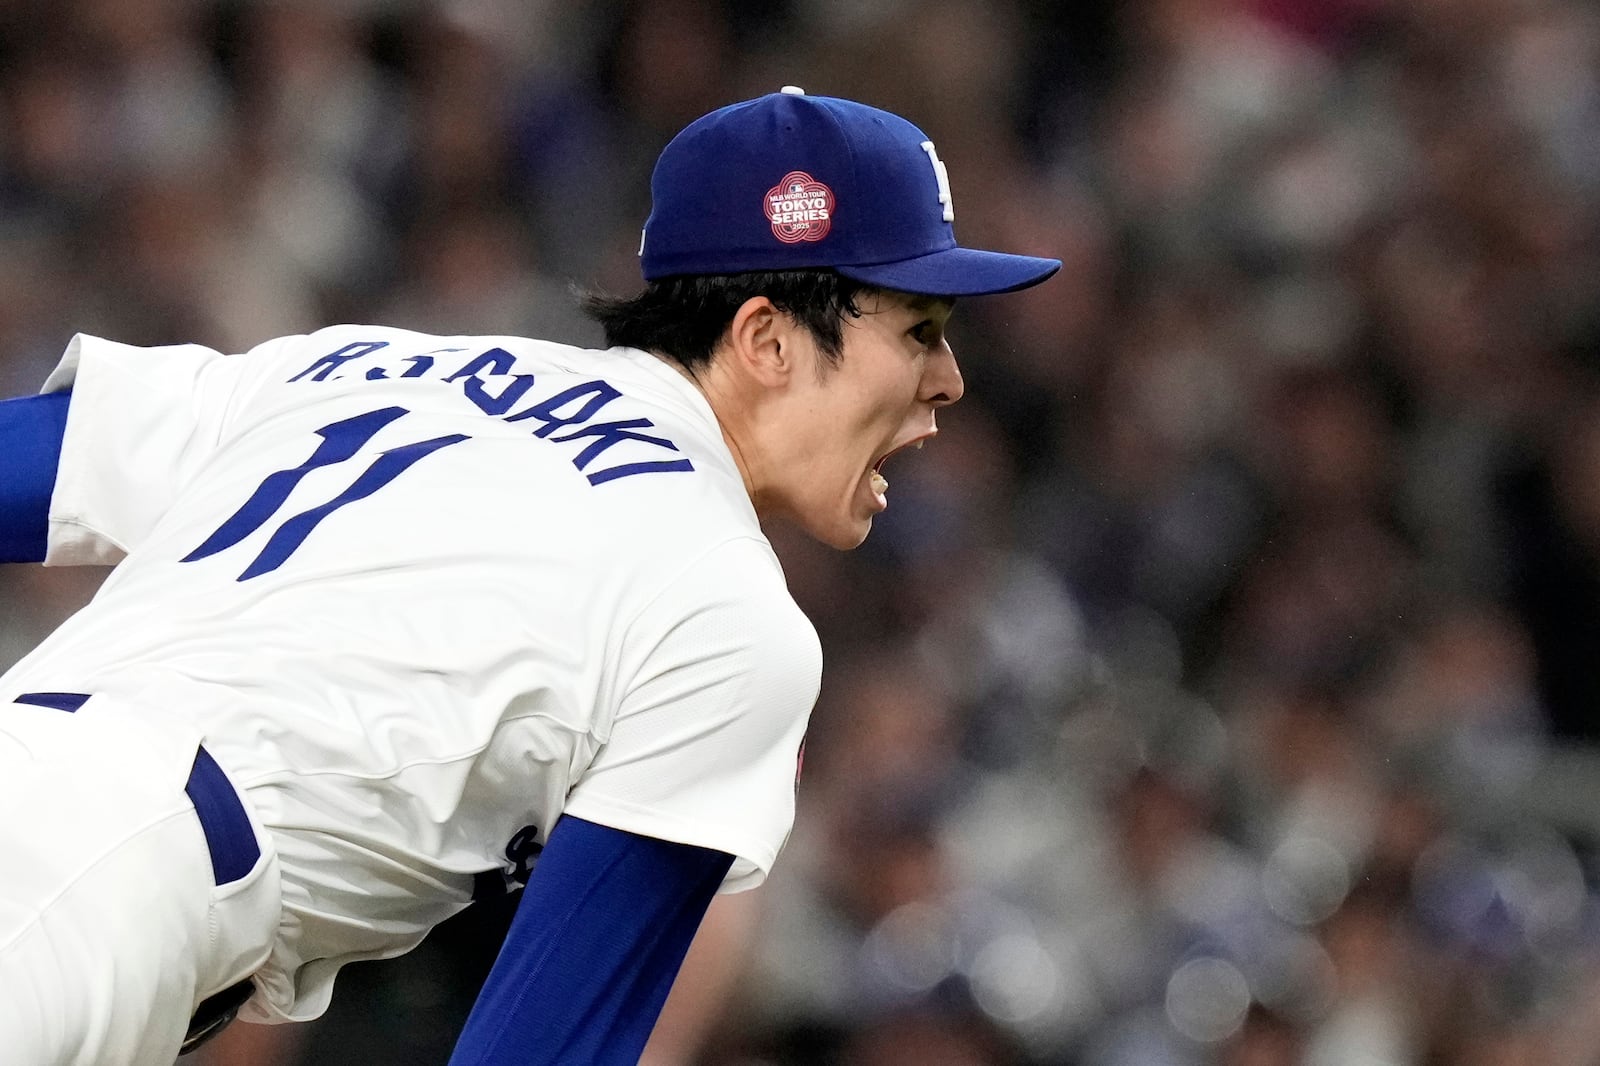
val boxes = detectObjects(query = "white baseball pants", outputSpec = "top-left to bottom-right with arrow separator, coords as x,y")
0,693 -> 281,1066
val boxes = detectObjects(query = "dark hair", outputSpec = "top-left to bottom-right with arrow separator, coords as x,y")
581,269 -> 876,373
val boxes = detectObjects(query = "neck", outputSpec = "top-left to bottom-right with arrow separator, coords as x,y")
654,352 -> 766,516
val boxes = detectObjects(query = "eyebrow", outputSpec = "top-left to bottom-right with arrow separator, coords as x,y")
904,295 -> 956,315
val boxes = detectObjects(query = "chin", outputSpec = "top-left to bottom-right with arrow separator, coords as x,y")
807,514 -> 873,551
836,521 -> 872,550
783,492 -> 876,550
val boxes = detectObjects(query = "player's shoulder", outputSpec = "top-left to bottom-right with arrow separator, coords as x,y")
649,535 -> 815,642
291,324 -> 598,366
624,531 -> 821,692
283,325 -> 690,401
255,325 -> 714,445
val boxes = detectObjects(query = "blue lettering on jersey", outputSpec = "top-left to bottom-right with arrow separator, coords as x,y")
445,348 -> 536,416
238,430 -> 469,579
549,418 -> 695,483
364,351 -> 462,380
506,380 -> 621,437
285,341 -> 693,486
585,458 -> 696,486
288,341 -> 390,382
184,406 -> 409,564
185,406 -> 472,580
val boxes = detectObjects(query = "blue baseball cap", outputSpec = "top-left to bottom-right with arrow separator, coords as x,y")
640,87 -> 1062,297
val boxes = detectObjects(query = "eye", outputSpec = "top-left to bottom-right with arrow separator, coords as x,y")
908,320 -> 939,349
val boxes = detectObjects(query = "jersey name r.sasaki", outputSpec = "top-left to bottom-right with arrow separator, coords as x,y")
286,338 -> 696,487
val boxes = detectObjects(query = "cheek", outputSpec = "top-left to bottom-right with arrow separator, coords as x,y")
810,343 -> 919,467
839,387 -> 904,451
870,368 -> 922,426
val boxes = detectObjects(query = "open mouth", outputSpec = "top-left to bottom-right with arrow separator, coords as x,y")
869,433 -> 933,497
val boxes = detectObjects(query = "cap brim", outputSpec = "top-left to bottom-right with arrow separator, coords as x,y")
836,246 -> 1061,297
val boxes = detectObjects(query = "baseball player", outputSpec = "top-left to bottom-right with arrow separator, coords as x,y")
0,87 -> 1059,1065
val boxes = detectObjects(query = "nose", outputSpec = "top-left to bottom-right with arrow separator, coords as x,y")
921,344 -> 965,407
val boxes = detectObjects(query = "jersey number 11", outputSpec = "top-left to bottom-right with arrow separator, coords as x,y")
182,406 -> 467,581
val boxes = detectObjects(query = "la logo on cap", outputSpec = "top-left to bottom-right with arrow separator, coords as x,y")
764,171 -> 834,244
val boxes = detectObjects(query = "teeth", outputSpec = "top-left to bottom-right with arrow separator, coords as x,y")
870,471 -> 889,496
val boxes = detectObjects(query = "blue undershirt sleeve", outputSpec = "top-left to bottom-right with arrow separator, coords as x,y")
0,390 -> 70,563
448,815 -> 735,1066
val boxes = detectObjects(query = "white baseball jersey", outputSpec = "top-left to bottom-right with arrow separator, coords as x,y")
0,326 -> 821,1021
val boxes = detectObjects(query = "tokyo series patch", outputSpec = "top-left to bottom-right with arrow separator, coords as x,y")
765,171 -> 834,244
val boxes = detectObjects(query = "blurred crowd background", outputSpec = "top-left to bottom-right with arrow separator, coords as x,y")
4,0 -> 1600,1063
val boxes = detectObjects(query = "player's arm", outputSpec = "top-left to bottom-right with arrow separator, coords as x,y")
453,539 -> 818,1064
448,815 -> 732,1066
641,889 -> 763,1066
0,391 -> 71,563
28,332 -> 286,566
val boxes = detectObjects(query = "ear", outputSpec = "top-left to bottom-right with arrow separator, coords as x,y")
723,296 -> 803,389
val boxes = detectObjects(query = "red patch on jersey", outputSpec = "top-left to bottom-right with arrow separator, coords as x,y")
765,172 -> 834,244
